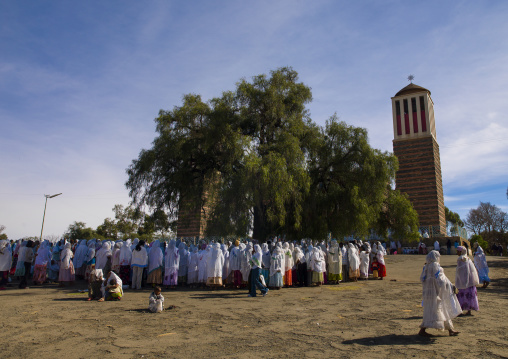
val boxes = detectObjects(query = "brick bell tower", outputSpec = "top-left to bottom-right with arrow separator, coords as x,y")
391,80 -> 446,235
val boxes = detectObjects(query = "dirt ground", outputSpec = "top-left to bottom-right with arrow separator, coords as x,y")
1,254 -> 507,359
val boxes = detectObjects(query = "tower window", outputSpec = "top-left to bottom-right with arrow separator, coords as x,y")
403,99 -> 410,134
395,100 -> 402,135
411,97 -> 418,133
420,96 -> 427,132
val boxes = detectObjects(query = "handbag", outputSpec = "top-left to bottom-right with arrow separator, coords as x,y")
259,274 -> 266,286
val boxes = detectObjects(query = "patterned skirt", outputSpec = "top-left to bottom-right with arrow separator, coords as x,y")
163,268 -> 178,286
457,286 -> 479,311
85,263 -> 95,282
33,264 -> 47,283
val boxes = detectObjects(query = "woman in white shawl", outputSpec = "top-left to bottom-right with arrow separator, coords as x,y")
118,239 -> 132,285
131,240 -> 148,290
261,243 -> 271,287
84,240 -> 96,282
147,240 -> 163,286
33,240 -> 51,284
111,242 -> 123,274
229,240 -> 242,288
305,244 -> 314,285
294,246 -> 307,287
99,270 -> 123,302
221,243 -> 230,285
206,243 -> 224,287
178,242 -> 190,285
59,243 -> 75,285
14,241 -> 28,277
95,242 -> 112,271
163,239 -> 179,288
419,250 -> 461,337
283,242 -> 294,287
310,246 -> 325,285
376,241 -> 387,279
473,244 -> 490,288
327,239 -> 342,283
269,245 -> 284,289
197,245 -> 209,285
187,246 -> 199,286
455,246 -> 480,315
0,240 -> 12,289
347,243 -> 360,281
73,240 -> 89,279
359,244 -> 370,280
240,242 -> 253,286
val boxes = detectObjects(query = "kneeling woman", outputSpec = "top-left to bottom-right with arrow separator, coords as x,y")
99,271 -> 123,301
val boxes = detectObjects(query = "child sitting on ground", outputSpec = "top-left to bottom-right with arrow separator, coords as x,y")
149,286 -> 164,313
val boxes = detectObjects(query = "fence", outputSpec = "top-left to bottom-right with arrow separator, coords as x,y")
418,223 -> 467,239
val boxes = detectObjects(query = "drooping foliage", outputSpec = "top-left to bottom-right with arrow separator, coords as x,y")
126,67 -> 419,240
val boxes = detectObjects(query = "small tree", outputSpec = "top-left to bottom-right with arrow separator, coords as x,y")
0,225 -> 7,240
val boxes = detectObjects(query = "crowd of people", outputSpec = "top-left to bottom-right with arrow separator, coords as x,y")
0,237 -> 389,296
0,237 -> 493,327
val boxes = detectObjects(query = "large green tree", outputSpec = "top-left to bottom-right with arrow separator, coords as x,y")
126,67 -> 419,241
302,116 -> 418,239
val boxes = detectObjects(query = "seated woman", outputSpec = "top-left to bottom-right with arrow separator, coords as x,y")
87,269 -> 103,301
99,271 -> 123,302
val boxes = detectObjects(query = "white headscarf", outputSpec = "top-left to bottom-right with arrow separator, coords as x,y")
118,239 -> 132,266
60,243 -> 74,269
455,249 -> 480,290
73,240 -> 89,268
86,241 -> 96,264
473,245 -> 488,272
148,240 -> 164,272
0,240 -> 12,271
347,243 -> 360,270
261,243 -> 271,268
164,239 -> 179,270
207,242 -> 224,277
95,242 -> 112,270
294,247 -> 305,264
35,240 -> 52,266
270,246 -> 284,277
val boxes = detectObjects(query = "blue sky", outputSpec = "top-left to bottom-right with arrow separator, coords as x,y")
1,1 -> 507,239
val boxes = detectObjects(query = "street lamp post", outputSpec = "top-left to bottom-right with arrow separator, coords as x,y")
40,193 -> 62,241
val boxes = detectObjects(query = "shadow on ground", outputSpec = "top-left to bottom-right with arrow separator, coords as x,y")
342,334 -> 436,346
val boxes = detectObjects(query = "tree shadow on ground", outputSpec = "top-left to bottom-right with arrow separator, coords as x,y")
342,334 -> 436,346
